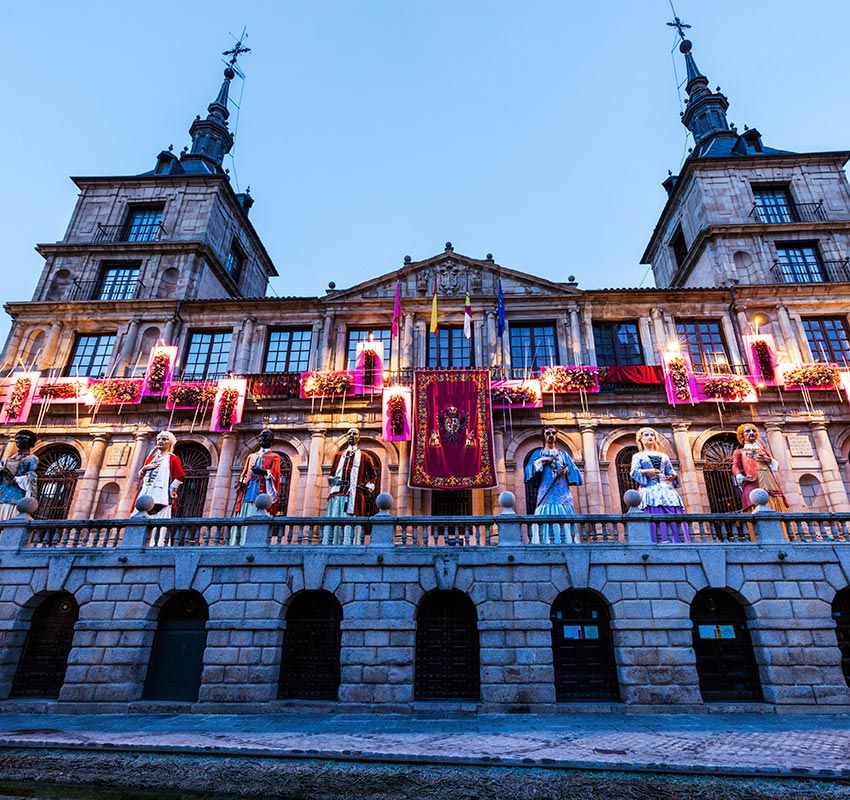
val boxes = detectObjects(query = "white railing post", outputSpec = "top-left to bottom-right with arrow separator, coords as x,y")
497,492 -> 522,545
623,490 -> 653,544
750,488 -> 785,543
370,492 -> 395,546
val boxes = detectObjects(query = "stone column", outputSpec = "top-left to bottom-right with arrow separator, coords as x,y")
396,440 -> 411,515
414,320 -> 427,369
0,324 -> 26,371
119,319 -> 141,363
663,312 -> 678,343
70,433 -> 111,520
162,316 -> 179,346
117,430 -> 153,516
581,305 -> 597,366
473,317 -> 485,369
492,429 -> 508,513
788,310 -> 813,360
225,325 -> 240,374
671,423 -> 703,513
736,310 -> 752,340
568,305 -> 582,365
810,421 -> 850,512
308,320 -> 322,370
638,315 -> 656,365
485,311 -> 497,367
234,317 -> 256,374
650,308 -> 668,353
39,322 -> 64,372
334,325 -> 347,371
764,421 -> 803,511
776,305 -> 803,362
720,314 -> 743,368
209,433 -> 238,516
402,313 -> 414,371
578,419 -> 603,513
319,314 -> 335,370
557,316 -> 570,366
302,430 -> 326,516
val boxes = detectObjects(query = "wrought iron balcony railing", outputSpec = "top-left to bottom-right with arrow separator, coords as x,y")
66,278 -> 144,301
770,259 -> 850,284
749,200 -> 827,224
93,222 -> 168,243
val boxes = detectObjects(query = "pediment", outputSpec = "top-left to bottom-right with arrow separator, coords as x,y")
322,250 -> 581,305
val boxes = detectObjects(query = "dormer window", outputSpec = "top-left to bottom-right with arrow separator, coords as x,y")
122,205 -> 164,242
225,239 -> 245,281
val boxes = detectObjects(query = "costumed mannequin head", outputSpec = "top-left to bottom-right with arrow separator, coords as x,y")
259,429 -> 273,449
543,426 -> 558,449
155,430 -> 177,452
14,430 -> 36,452
635,427 -> 659,450
737,424 -> 760,445
346,427 -> 360,448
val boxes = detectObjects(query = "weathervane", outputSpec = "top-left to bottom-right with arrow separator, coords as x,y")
666,15 -> 691,42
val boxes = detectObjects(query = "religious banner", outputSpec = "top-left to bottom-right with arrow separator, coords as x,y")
33,377 -> 90,405
490,378 -> 542,409
0,373 -> 39,424
382,387 -> 412,442
211,378 -> 247,432
141,346 -> 177,398
743,334 -> 779,388
354,340 -> 384,394
661,350 -> 698,405
410,369 -> 496,489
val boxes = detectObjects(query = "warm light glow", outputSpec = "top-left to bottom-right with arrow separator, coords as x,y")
663,339 -> 681,355
751,312 -> 769,335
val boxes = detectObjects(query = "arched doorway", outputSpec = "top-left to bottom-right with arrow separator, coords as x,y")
35,445 -> 81,520
278,591 -> 342,700
273,451 -> 293,517
701,434 -> 741,513
551,590 -> 619,701
11,592 -> 78,698
415,590 -> 479,700
832,588 -> 850,687
690,589 -> 762,702
615,445 -> 639,513
173,443 -> 211,517
142,591 -> 208,701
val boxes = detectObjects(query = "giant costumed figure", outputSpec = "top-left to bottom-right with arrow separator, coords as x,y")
136,430 -> 185,546
732,423 -> 788,512
231,428 -> 282,545
0,430 -> 38,520
323,427 -> 379,545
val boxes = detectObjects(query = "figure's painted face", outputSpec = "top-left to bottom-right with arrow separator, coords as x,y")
260,430 -> 272,449
743,426 -> 759,443
544,427 -> 557,447
347,429 -> 360,447
15,432 -> 32,451
640,429 -> 657,448
155,433 -> 172,452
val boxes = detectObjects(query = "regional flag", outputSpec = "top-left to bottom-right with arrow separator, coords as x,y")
430,276 -> 438,334
391,281 -> 402,337
463,290 -> 472,340
496,278 -> 507,338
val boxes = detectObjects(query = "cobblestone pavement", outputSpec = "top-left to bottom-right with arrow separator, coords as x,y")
0,711 -> 848,778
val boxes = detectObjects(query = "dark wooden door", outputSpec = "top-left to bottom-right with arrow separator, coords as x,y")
431,489 -> 472,545
615,446 -> 639,512
551,591 -> 619,701
832,589 -> 850,687
12,593 -> 78,698
143,592 -> 208,702
278,591 -> 342,700
35,446 -> 81,520
173,444 -> 211,518
415,590 -> 479,700
691,590 -> 762,702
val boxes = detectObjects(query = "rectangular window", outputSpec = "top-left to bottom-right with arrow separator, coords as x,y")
802,317 -> 850,365
96,265 -> 140,300
225,240 -> 245,280
264,328 -> 313,373
65,333 -> 116,377
675,320 -> 729,373
775,243 -> 825,283
183,330 -> 232,380
592,321 -> 644,367
122,205 -> 164,242
346,328 -> 392,370
509,323 -> 558,371
427,326 -> 473,368
670,225 -> 688,269
753,185 -> 793,223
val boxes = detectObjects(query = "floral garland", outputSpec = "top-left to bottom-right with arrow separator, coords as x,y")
217,387 -> 240,430
145,350 -> 171,394
541,366 -> 598,393
667,356 -> 692,402
752,339 -> 775,382
702,375 -> 753,402
303,371 -> 354,397
38,381 -> 85,401
491,385 -> 539,405
362,348 -> 378,387
167,383 -> 217,407
91,379 -> 142,405
4,378 -> 31,420
388,393 -> 407,436
784,363 -> 841,388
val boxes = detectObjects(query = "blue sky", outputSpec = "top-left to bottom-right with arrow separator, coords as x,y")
3,0 -> 850,339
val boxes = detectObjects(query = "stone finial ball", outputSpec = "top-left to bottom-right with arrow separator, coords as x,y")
375,492 -> 393,512
16,497 -> 38,516
135,495 -> 156,514
224,67 -> 236,80
751,488 -> 771,507
254,494 -> 273,511
679,39 -> 692,54
499,491 -> 516,510
623,489 -> 642,509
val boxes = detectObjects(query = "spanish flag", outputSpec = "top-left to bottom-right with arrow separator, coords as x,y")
430,276 -> 438,334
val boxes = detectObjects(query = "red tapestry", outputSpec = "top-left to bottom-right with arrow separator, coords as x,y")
410,369 -> 497,489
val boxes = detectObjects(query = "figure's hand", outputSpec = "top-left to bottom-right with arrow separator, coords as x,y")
366,482 -> 375,492
755,452 -> 771,463
170,488 -> 178,499
644,468 -> 661,479
251,466 -> 266,476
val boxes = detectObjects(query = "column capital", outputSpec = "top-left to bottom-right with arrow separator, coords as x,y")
91,432 -> 112,445
808,420 -> 828,434
567,303 -> 580,315
308,428 -> 327,439
671,422 -> 691,433
218,431 -> 238,443
764,420 -> 785,433
650,308 -> 662,319
577,418 -> 598,433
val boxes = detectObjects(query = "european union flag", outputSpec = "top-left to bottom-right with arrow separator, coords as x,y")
496,278 -> 506,338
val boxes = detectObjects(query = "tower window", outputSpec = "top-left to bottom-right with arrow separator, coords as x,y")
669,225 -> 688,269
122,205 -> 164,242
752,185 -> 793,223
65,334 -> 116,377
225,239 -> 245,280
775,243 -> 825,283
96,265 -> 140,300
183,330 -> 232,380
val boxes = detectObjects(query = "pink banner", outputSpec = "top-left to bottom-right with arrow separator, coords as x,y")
410,369 -> 496,489
661,351 -> 698,405
382,387 -> 412,441
354,341 -> 384,394
300,370 -> 355,398
166,381 -> 218,410
539,366 -> 599,394
87,378 -> 143,406
743,334 -> 779,387
490,379 -> 543,409
33,377 -> 90,405
211,378 -> 247,432
0,372 -> 39,424
141,346 -> 177,398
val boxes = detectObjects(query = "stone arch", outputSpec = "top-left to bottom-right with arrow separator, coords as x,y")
700,433 -> 741,515
21,329 -> 46,369
137,326 -> 161,359
156,267 -> 180,299
34,443 -> 82,520
692,427 -> 739,465
799,473 -> 826,510
45,269 -> 72,301
173,441 -> 212,518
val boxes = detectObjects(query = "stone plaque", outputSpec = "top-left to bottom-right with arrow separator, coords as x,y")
105,443 -> 130,467
788,434 -> 814,458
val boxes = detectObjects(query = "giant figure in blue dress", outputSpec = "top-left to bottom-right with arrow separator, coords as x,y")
0,429 -> 38,520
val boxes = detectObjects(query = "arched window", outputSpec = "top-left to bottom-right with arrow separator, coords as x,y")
278,591 -> 342,700
415,590 -> 479,700
551,590 -> 619,702
173,443 -> 211,517
12,592 -> 78,698
615,445 -> 639,513
690,589 -> 762,702
832,588 -> 850,687
272,451 -> 293,517
701,435 -> 740,513
143,591 -> 209,701
35,445 -> 81,520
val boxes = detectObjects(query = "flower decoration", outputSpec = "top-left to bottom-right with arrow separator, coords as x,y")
4,378 -> 31,420
91,379 -> 143,405
752,339 -> 775,382
37,381 -> 86,401
362,348 -> 378,388
217,387 -> 240,430
784,363 -> 841,388
491,385 -> 539,405
167,382 -> 217,408
388,392 -> 407,436
666,356 -> 692,402
702,375 -> 754,402
145,350 -> 171,394
301,370 -> 354,397
540,366 -> 599,393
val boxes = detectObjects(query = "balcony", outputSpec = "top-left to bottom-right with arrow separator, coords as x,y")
770,258 -> 850,284
93,222 -> 168,243
749,200 -> 827,224
66,278 -> 144,301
